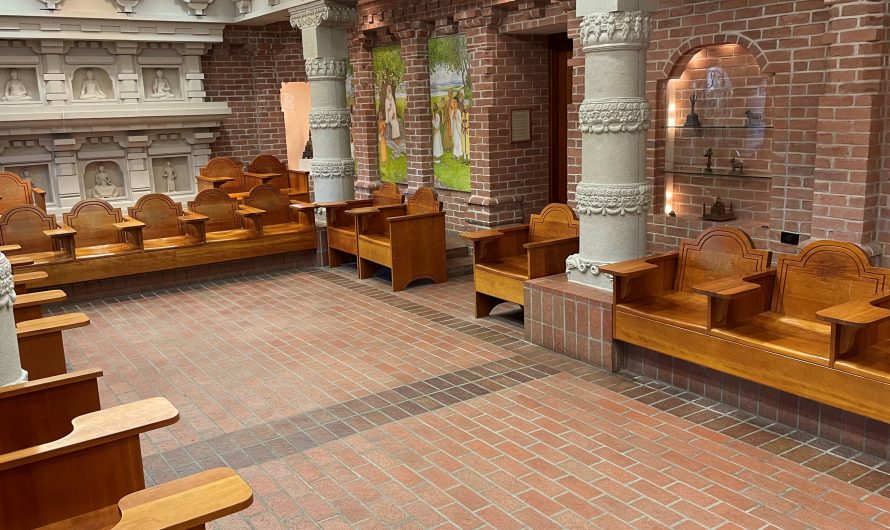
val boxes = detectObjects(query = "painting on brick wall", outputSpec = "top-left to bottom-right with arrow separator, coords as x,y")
373,45 -> 407,183
429,34 -> 471,192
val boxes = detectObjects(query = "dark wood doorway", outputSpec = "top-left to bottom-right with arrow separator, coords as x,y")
548,33 -> 573,204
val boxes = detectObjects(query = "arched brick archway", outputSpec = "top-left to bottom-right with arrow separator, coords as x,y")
661,34 -> 774,80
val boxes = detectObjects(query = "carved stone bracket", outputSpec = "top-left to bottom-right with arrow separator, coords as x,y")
575,182 -> 653,216
565,254 -> 603,276
39,0 -> 64,9
304,57 -> 350,79
308,109 -> 352,129
311,159 -> 356,180
580,11 -> 651,49
579,97 -> 651,134
180,0 -> 215,15
232,0 -> 250,14
290,3 -> 357,30
115,0 -> 139,12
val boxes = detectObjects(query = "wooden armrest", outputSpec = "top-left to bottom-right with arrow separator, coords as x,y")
17,312 -> 90,337
316,201 -> 349,208
0,244 -> 21,252
32,186 -> 46,195
243,171 -> 279,179
388,211 -> 445,223
114,217 -> 146,230
14,289 -> 66,309
524,236 -> 580,250
236,206 -> 264,216
599,252 -> 678,278
197,175 -> 235,183
14,271 -> 48,284
346,207 -> 380,216
461,229 -> 505,242
817,295 -> 890,327
289,201 -> 316,211
112,468 -> 253,530
8,255 -> 33,267
0,397 -> 178,471
178,213 -> 209,223
44,226 -> 77,237
0,368 -> 102,400
693,277 -> 762,299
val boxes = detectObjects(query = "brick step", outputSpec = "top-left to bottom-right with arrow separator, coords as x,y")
447,256 -> 474,278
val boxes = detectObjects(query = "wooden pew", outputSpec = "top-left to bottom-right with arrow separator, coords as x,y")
241,184 -> 316,237
0,397 -> 253,529
0,171 -> 47,214
17,312 -> 91,380
13,289 -> 67,323
128,193 -> 207,251
246,154 -> 311,202
320,182 -> 403,267
600,227 -> 772,332
0,205 -> 75,266
349,186 -> 446,292
63,200 -> 144,259
13,270 -> 48,294
196,157 -> 243,194
189,188 -> 263,242
462,204 -> 580,318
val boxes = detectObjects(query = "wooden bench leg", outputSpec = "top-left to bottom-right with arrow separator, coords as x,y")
328,248 -> 352,268
18,332 -> 67,380
14,305 -> 42,324
475,292 -> 501,319
358,257 -> 381,280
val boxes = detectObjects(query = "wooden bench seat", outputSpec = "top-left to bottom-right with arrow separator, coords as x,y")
712,312 -> 832,365
189,188 -> 262,242
197,157 -> 243,194
246,154 -> 311,202
17,312 -> 91,380
64,200 -> 144,259
128,194 -> 206,251
241,184 -> 316,237
462,204 -> 580,318
321,182 -> 403,267
619,290 -> 711,330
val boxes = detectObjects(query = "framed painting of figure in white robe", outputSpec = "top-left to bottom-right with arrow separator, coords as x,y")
428,34 -> 471,192
372,45 -> 407,184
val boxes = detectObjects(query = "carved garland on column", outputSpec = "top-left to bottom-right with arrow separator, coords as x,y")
575,182 -> 653,216
580,11 -> 651,47
308,109 -> 352,129
579,98 -> 650,134
311,159 -> 356,179
565,254 -> 604,276
304,58 -> 350,79
290,4 -> 357,30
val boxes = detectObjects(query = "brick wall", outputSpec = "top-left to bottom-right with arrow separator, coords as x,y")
203,22 -> 307,165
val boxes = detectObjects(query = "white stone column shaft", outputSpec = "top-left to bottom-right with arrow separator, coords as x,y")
567,2 -> 657,290
0,253 -> 26,387
290,1 -> 357,204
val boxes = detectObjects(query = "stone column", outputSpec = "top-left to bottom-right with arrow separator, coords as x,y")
394,21 -> 435,195
566,0 -> 658,290
0,253 -> 26,387
290,0 -> 357,204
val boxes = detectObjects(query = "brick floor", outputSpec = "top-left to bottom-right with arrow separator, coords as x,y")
55,268 -> 890,529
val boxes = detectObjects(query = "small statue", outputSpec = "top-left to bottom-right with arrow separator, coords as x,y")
161,161 -> 177,193
702,196 -> 736,222
3,70 -> 31,102
150,70 -> 176,100
91,165 -> 121,198
20,169 -> 32,182
302,131 -> 314,159
745,109 -> 762,125
684,92 -> 701,128
730,155 -> 744,175
703,147 -> 714,174
80,69 -> 107,101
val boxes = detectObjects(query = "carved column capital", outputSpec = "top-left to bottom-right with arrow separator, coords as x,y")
289,1 -> 357,30
579,11 -> 651,50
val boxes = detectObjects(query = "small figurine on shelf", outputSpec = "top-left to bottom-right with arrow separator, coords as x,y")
684,93 -> 702,128
703,147 -> 714,174
730,153 -> 744,175
302,131 -> 314,159
702,196 -> 737,222
745,109 -> 763,126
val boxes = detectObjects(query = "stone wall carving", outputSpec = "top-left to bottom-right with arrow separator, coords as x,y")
290,4 -> 357,30
565,254 -> 602,276
575,182 -> 653,216
578,98 -> 651,134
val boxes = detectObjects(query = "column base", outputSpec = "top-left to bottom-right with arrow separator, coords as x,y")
566,254 -> 614,291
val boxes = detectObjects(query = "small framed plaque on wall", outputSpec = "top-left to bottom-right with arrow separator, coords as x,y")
510,108 -> 532,143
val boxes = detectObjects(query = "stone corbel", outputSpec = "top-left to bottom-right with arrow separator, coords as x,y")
232,0 -> 250,14
115,0 -> 139,13
289,1 -> 358,31
180,0 -> 215,15
38,0 -> 64,10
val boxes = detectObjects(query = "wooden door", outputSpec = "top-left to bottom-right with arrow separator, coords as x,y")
548,34 -> 573,205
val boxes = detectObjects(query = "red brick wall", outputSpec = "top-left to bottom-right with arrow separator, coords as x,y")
203,22 -> 307,165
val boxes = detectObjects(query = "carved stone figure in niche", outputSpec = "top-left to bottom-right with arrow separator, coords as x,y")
3,70 -> 31,102
150,70 -> 176,100
20,170 -> 31,182
91,165 -> 121,198
80,69 -> 107,101
161,161 -> 177,192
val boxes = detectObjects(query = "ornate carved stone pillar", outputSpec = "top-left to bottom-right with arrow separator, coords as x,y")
290,0 -> 357,205
567,1 -> 658,290
0,253 -> 26,387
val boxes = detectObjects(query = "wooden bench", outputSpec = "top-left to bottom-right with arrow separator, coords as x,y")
601,227 -> 772,332
0,397 -> 252,529
63,199 -> 145,259
196,157 -> 243,194
13,270 -> 48,294
246,154 -> 311,202
0,205 -> 74,266
241,184 -> 316,238
17,312 -> 91,380
0,171 -> 47,214
349,186 -> 446,292
320,182 -> 403,267
462,204 -> 580,318
189,188 -> 263,242
13,289 -> 67,323
128,193 -> 206,251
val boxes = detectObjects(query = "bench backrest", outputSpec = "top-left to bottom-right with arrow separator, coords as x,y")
63,199 -> 126,248
373,182 -> 403,206
0,204 -> 58,254
189,189 -> 242,233
129,194 -> 185,240
676,227 -> 772,293
406,187 -> 442,216
247,154 -> 289,190
201,157 -> 244,194
0,172 -> 38,214
243,184 -> 291,226
773,240 -> 890,321
528,204 -> 579,244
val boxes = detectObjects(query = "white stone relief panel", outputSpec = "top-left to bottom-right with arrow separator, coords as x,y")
70,67 -> 115,102
3,164 -> 55,205
82,160 -> 126,199
142,67 -> 183,101
0,68 -> 41,104
150,155 -> 190,194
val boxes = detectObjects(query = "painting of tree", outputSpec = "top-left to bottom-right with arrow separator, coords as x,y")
373,45 -> 407,183
428,34 -> 472,192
